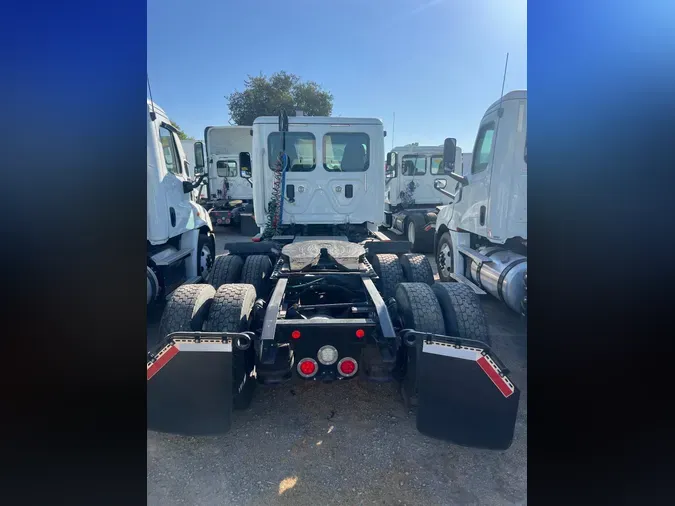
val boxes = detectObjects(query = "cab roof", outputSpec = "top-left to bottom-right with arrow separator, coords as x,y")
147,100 -> 168,121
392,145 -> 443,154
486,90 -> 527,112
253,116 -> 383,126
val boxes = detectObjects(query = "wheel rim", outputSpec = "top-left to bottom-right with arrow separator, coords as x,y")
438,242 -> 453,278
408,221 -> 415,245
199,243 -> 213,278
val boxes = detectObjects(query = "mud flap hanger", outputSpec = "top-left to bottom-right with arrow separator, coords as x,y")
401,329 -> 521,450
399,329 -> 511,375
147,331 -> 254,436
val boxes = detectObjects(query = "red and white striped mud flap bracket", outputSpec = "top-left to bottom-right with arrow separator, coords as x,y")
147,335 -> 234,435
415,338 -> 520,450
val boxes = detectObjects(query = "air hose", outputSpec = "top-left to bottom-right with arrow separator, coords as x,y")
262,150 -> 288,239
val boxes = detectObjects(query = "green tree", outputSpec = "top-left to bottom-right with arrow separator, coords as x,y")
227,71 -> 333,125
171,121 -> 193,141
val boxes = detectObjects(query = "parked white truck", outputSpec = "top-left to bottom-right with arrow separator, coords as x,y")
383,145 -> 462,253
433,90 -> 527,315
148,111 -> 521,451
147,100 -> 215,306
200,126 -> 255,230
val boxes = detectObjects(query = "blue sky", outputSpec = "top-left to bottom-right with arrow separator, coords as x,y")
148,0 -> 526,151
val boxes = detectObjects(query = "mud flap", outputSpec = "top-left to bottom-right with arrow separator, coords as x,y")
416,340 -> 520,450
147,338 -> 234,435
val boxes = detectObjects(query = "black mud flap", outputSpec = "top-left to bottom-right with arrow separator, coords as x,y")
416,339 -> 520,450
147,337 -> 234,435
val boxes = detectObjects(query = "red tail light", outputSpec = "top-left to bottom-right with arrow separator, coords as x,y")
355,329 -> 365,339
291,330 -> 301,339
337,358 -> 358,377
297,358 -> 318,378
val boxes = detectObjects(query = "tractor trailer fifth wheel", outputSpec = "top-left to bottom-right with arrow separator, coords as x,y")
147,239 -> 520,449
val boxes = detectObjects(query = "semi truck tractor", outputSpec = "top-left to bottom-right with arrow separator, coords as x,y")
382,145 -> 462,253
200,125 -> 255,230
147,101 -> 215,306
147,111 -> 521,451
433,90 -> 527,315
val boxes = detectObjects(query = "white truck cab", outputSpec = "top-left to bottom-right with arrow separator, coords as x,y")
433,90 -> 527,315
250,116 -> 385,237
203,126 -> 253,202
383,145 -> 462,252
147,100 -> 215,305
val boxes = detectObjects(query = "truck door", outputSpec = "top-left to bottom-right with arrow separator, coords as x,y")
399,154 -> 426,206
228,155 -> 253,201
158,124 -> 193,234
212,157 -> 238,200
454,116 -> 497,236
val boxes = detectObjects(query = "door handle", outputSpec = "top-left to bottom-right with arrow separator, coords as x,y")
169,207 -> 176,227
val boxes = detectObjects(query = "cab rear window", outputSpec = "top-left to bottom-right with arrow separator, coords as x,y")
268,132 -> 316,172
323,133 -> 370,172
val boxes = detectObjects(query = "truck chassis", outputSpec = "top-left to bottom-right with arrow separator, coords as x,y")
147,236 -> 520,450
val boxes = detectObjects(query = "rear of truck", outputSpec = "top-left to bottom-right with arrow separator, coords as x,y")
148,114 -> 520,451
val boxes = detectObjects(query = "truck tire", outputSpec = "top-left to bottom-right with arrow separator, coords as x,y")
208,254 -> 244,289
400,253 -> 434,286
431,282 -> 491,346
407,214 -> 433,253
240,255 -> 273,300
158,284 -> 216,340
204,283 -> 258,409
197,233 -> 216,280
370,254 -> 404,300
394,283 -> 446,408
435,232 -> 454,282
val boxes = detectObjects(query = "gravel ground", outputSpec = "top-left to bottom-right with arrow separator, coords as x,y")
147,227 -> 527,505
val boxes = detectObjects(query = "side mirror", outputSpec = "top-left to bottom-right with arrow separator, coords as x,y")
386,151 -> 397,168
239,152 -> 252,178
194,141 -> 205,175
442,138 -> 457,173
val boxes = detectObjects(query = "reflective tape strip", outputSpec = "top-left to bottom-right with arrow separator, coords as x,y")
477,355 -> 515,398
422,341 -> 515,398
422,342 -> 482,361
174,342 -> 232,352
147,345 -> 178,380
147,340 -> 232,381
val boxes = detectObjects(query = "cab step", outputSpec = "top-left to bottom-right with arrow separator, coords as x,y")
457,246 -> 494,266
450,273 -> 487,295
153,248 -> 192,267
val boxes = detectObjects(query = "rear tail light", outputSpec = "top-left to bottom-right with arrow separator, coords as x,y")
297,358 -> 318,378
337,358 -> 358,377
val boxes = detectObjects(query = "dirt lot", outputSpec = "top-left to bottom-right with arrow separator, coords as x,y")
147,227 -> 527,506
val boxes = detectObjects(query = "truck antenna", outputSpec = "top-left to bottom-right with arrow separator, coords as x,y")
391,112 -> 395,150
498,53 -> 509,114
147,75 -> 157,121
487,52 -> 510,201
